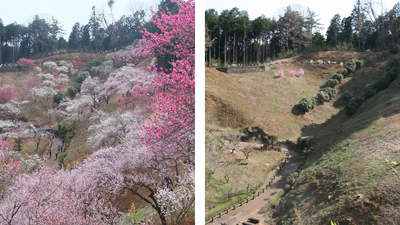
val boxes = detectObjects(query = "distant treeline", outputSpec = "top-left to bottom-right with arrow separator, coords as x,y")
0,0 -> 179,64
205,1 -> 400,66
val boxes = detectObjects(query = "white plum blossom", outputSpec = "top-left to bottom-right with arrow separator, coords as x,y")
34,66 -> 41,73
38,73 -> 55,81
61,94 -> 92,116
0,104 -> 20,120
56,66 -> 69,74
42,80 -> 56,87
29,87 -> 57,101
20,154 -> 41,172
0,120 -> 14,131
87,111 -> 142,148
43,61 -> 57,70
56,74 -> 69,84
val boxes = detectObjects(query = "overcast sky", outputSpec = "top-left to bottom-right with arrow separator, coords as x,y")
0,0 -> 160,39
205,0 -> 400,37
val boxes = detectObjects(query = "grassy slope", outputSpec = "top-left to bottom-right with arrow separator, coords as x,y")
206,51 -> 363,140
206,51 -> 400,224
276,62 -> 400,224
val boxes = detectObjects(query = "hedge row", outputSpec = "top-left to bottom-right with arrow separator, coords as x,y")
298,59 -> 363,113
345,59 -> 399,116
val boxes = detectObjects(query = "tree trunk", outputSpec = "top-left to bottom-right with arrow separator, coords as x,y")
257,37 -> 260,64
224,33 -> 227,67
243,27 -> 246,66
208,30 -> 212,67
233,31 -> 236,64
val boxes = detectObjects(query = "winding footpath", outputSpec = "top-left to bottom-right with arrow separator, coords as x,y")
209,146 -> 300,225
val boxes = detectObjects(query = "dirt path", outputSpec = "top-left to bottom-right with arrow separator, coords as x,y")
43,137 -> 64,170
209,146 -> 300,225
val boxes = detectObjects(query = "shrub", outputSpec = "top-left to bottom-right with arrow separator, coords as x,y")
298,97 -> 314,112
372,79 -> 390,92
76,71 -> 90,84
384,68 -> 399,82
286,172 -> 299,185
337,69 -> 348,76
350,96 -> 365,106
363,54 -> 372,65
345,60 -> 357,75
87,60 -> 102,69
388,58 -> 399,68
53,91 -> 65,104
326,79 -> 339,87
345,101 -> 359,116
0,88 -> 19,104
321,87 -> 337,99
389,43 -> 400,54
67,87 -> 78,98
317,91 -> 330,102
332,73 -> 344,83
72,83 -> 81,92
270,189 -> 285,207
17,58 -> 35,67
355,60 -> 364,69
343,91 -> 353,101
362,87 -> 376,99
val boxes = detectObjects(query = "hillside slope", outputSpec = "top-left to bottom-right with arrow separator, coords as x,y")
206,50 -> 400,224
206,51 -> 364,140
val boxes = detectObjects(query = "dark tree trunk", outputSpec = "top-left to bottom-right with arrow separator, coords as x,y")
224,33 -> 227,67
243,27 -> 246,66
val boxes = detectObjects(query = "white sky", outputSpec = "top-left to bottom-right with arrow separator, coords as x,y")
0,0 -> 160,39
205,0 -> 400,37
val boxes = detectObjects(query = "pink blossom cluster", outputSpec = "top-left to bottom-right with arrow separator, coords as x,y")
278,70 -> 284,76
25,77 -> 42,89
298,68 -> 304,75
73,60 -> 86,70
290,70 -> 296,76
17,58 -> 35,67
0,88 -> 19,104
366,49 -> 371,53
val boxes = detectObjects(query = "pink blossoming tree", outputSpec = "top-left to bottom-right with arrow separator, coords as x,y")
0,88 -> 19,104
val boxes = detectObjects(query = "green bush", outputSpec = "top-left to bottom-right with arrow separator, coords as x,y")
87,60 -> 102,69
321,87 -> 337,99
337,69 -> 348,76
332,73 -> 344,83
384,68 -> 399,82
270,189 -> 285,207
345,60 -> 357,75
76,71 -> 90,84
355,60 -> 364,69
286,172 -> 299,185
67,86 -> 78,98
317,90 -> 330,102
67,83 -> 82,98
345,101 -> 359,116
343,91 -> 354,101
389,43 -> 400,54
298,97 -> 314,112
326,79 -> 339,87
350,96 -> 365,106
53,91 -> 66,104
362,54 -> 372,65
372,79 -> 390,92
362,87 -> 376,99
388,58 -> 399,68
